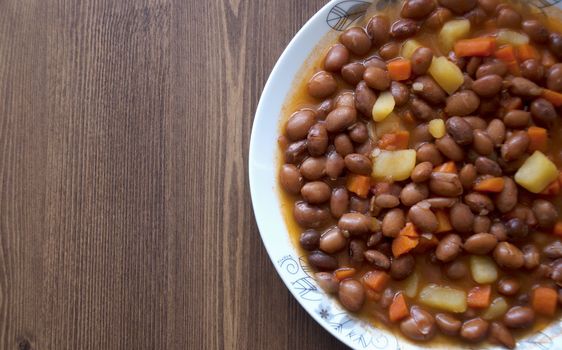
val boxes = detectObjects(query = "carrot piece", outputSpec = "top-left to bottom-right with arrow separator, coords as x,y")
399,222 -> 419,238
334,267 -> 356,281
542,89 -> 562,107
389,292 -> 410,322
454,37 -> 496,57
346,174 -> 371,198
388,59 -> 412,81
517,44 -> 541,61
528,126 -> 548,152
413,233 -> 439,253
553,221 -> 562,237
467,285 -> 492,309
392,235 -> 419,257
363,270 -> 390,292
532,287 -> 558,317
473,177 -> 505,192
495,45 -> 520,76
378,131 -> 410,150
435,209 -> 453,233
434,161 -> 457,174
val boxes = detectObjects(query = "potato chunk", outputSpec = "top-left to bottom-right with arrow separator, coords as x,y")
400,39 -> 422,59
372,91 -> 395,122
496,29 -> 529,46
429,119 -> 446,138
482,297 -> 508,320
428,56 -> 464,95
419,284 -> 467,313
439,19 -> 470,52
371,150 -> 416,181
470,255 -> 498,284
514,151 -> 559,193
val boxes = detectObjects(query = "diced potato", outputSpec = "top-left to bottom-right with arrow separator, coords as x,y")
429,119 -> 446,138
372,150 -> 416,182
470,255 -> 498,284
401,39 -> 422,59
482,297 -> 509,320
439,19 -> 470,52
419,284 -> 467,313
515,151 -> 559,193
428,56 -> 464,95
374,113 -> 403,138
372,91 -> 395,122
403,271 -> 419,298
496,29 -> 530,46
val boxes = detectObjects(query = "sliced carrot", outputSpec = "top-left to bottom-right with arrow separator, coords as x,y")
363,270 -> 390,292
532,286 -> 558,317
389,292 -> 410,322
378,131 -> 410,151
399,222 -> 419,238
467,285 -> 492,309
334,267 -> 356,281
413,233 -> 439,253
540,179 -> 560,196
454,37 -> 496,57
495,45 -> 520,76
346,174 -> 371,198
388,58 -> 412,81
435,209 -> 453,233
517,44 -> 541,61
473,177 -> 505,192
392,235 -> 419,257
554,221 -> 562,237
434,161 -> 457,174
528,126 -> 548,152
542,89 -> 562,107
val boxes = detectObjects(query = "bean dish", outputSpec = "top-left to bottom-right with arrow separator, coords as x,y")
278,0 -> 562,347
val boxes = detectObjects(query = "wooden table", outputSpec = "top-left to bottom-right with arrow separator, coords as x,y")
0,0 -> 346,348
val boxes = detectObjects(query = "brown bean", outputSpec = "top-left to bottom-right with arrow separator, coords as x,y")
472,74 -> 503,98
286,110 -> 316,141
341,62 -> 366,85
408,205 -> 438,233
417,143 -> 443,165
280,164 -> 303,194
522,19 -> 549,44
460,318 -> 489,342
324,44 -> 350,72
464,6 -> 486,26
391,254 -> 415,280
400,306 -> 436,341
411,124 -> 432,148
315,98 -> 334,120
478,0 -> 499,13
450,203 -> 474,233
532,199 -> 559,229
464,116 -> 487,131
489,322 -> 516,349
355,140 -> 374,156
550,33 -> 562,59
498,277 -> 520,296
339,27 -> 371,56
413,75 -> 447,105
366,15 -> 390,48
445,90 -> 480,116
508,77 -> 543,97
326,151 -> 345,179
411,48 -> 434,76
464,192 -> 494,215
326,106 -> 357,133
379,42 -> 400,61
497,7 -> 521,29
300,157 -> 326,181
319,226 -> 347,254
494,242 -> 524,269
466,57 -> 482,78
503,110 -> 530,129
315,272 -> 339,293
344,153 -> 371,175
544,241 -> 562,259
411,97 -> 436,121
390,19 -> 419,40
411,162 -> 433,183
293,202 -> 330,229
300,229 -> 320,251
338,213 -> 375,235
308,71 -> 337,99
471,130 -> 493,156
501,131 -> 529,161
436,233 -> 462,262
285,140 -> 308,164
495,177 -> 517,213
350,196 -> 369,214
425,7 -> 453,29
503,306 -> 535,329
375,194 -> 400,209
520,58 -> 545,83
459,164 -> 477,190
364,250 -> 390,270
438,0 -> 476,14
476,60 -> 508,78
446,116 -> 474,146
445,260 -> 469,280
349,122 -> 368,144
330,187 -> 349,218
422,197 -> 458,209
301,181 -> 331,204
401,0 -> 436,19
475,157 -> 501,177
390,81 -> 410,106
338,279 -> 365,312
429,172 -> 463,197
307,123 -> 328,156
505,217 -> 529,239
550,259 -> 562,285
364,66 -> 390,91
486,119 -> 506,146
308,250 -> 338,270
336,91 -> 356,109
349,239 -> 367,263
435,135 -> 464,161
530,98 -> 557,128
547,63 -> 562,92
382,208 -> 406,238
354,81 -> 376,117
464,233 -> 497,255
334,134 -> 354,157
436,313 -> 462,336
522,244 -> 540,270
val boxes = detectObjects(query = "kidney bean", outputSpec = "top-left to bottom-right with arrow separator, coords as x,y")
494,177 -> 517,214
494,242 -> 524,269
391,254 -> 416,280
366,15 -> 390,47
479,97 -> 501,117
315,272 -> 339,293
509,77 -> 544,97
445,90 -> 480,116
471,74 -> 503,98
334,134 -> 354,156
547,64 -> 562,93
473,215 -> 491,234
325,151 -> 345,179
349,239 -> 367,263
318,226 -> 346,254
363,66 -> 390,91
330,187 -> 349,218
390,19 -> 419,39
436,135 -> 465,161
390,81 -> 410,106
545,241 -> 562,259
410,48 -> 434,76
339,213 -> 375,235
306,124 -> 328,156
308,71 -> 337,99
301,181 -> 331,204
445,260 -> 469,280
425,7 -> 453,29
364,250 -> 391,270
520,59 -> 544,83
401,0 -> 436,19
435,313 -> 462,336
497,7 -> 521,28
410,162 -> 433,183
504,218 -> 528,240
378,288 -> 395,309
461,318 -> 489,342
549,33 -> 562,59
550,259 -> 562,285
464,233 -> 497,255
382,208 -> 406,238
408,205 -> 438,233
521,244 -> 540,270
400,183 -> 428,206
465,6 -> 487,26
286,110 -> 316,141
450,203 -> 475,233
459,164 -> 477,190
336,92 -> 356,109
504,306 -> 535,329
300,229 -> 320,251
522,19 -> 549,44
339,27 -> 371,56
489,322 -> 516,349
464,116 -> 487,131
437,0 -> 476,14
423,197 -> 458,209
355,140 -> 374,156
400,306 -> 436,341
478,0 -> 499,12
501,131 -> 529,161
497,278 -> 520,297
532,199 -> 558,229
300,157 -> 326,181
430,172 -> 463,197
308,250 -> 338,270
294,201 -> 331,229
324,44 -> 350,72
465,57 -> 482,78
341,62 -> 365,85
279,164 -> 303,194
475,157 -> 501,177
417,143 -> 443,166
379,42 -> 400,60
503,110 -> 530,129
411,124 -> 432,148
411,97 -> 436,121
436,233 -> 462,262
413,76 -> 447,105
530,98 -> 557,128
326,106 -> 357,133
315,98 -> 334,120
491,222 -> 508,242
338,279 -> 365,312
446,116 -> 474,146
374,194 -> 400,209
465,192 -> 494,215
285,140 -> 308,164
476,60 -> 508,78
344,153 -> 371,176
348,123 -> 368,145
354,82 -> 376,117
486,119 -> 506,147
350,196 -> 369,214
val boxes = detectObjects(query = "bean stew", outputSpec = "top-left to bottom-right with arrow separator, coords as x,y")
278,0 -> 562,347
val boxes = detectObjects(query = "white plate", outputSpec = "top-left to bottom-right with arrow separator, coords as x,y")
249,1 -> 562,349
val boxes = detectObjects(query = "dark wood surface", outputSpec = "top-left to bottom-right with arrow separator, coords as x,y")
0,0 -> 346,349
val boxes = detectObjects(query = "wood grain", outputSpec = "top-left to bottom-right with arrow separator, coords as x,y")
0,0 -> 346,349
